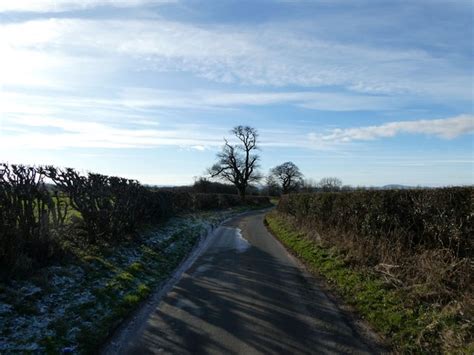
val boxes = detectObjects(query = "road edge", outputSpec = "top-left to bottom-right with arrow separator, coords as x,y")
262,212 -> 391,354
101,208 -> 271,354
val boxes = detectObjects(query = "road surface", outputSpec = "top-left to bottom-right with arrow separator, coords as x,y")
109,210 -> 382,354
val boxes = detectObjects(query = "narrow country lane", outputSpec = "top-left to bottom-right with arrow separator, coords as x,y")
107,210 -> 381,354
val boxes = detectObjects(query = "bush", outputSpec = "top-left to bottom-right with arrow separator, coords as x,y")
0,163 -> 271,278
0,164 -> 69,277
217,193 -> 241,208
141,190 -> 176,222
192,178 -> 238,194
266,211 -> 474,353
278,188 -> 473,257
169,191 -> 194,212
193,193 -> 220,210
276,188 -> 473,323
245,195 -> 271,206
45,167 -> 150,243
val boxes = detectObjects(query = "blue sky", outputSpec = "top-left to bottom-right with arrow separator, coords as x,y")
0,0 -> 472,186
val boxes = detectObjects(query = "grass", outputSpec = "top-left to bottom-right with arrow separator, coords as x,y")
265,211 -> 473,354
1,206 -> 262,354
269,197 -> 280,206
71,226 -> 206,353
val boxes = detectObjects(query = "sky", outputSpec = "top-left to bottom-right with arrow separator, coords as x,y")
0,0 -> 473,187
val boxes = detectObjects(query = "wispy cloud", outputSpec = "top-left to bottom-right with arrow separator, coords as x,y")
0,0 -> 175,13
0,115 -> 224,150
310,115 -> 474,144
0,1 -> 471,186
0,87 -> 401,118
119,88 -> 398,111
2,113 -> 310,151
2,112 -> 472,152
1,18 -> 470,100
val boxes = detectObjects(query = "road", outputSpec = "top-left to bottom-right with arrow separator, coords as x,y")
111,210 -> 381,354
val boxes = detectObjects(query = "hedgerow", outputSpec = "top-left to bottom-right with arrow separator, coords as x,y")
0,163 -> 270,278
274,188 -> 473,352
278,188 -> 473,257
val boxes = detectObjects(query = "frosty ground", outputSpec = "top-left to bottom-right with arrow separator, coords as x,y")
0,209 -> 246,353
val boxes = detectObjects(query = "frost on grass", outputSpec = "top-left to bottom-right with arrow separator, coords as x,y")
0,208 -> 239,353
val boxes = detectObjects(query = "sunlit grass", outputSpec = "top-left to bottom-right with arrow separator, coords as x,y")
265,211 -> 473,353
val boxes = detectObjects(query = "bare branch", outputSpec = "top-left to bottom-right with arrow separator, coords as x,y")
269,161 -> 303,194
207,126 -> 261,200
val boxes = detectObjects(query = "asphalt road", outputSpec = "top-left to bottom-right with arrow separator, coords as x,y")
115,210 -> 381,354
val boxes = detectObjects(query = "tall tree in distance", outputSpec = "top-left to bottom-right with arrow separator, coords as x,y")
264,174 -> 281,196
318,177 -> 342,192
208,126 -> 261,201
270,161 -> 303,194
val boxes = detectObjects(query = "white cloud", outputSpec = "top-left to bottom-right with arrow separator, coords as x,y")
310,115 -> 474,144
2,109 -> 471,152
0,19 -> 119,88
119,88 -> 397,111
0,87 -> 398,118
0,0 -> 175,13
189,145 -> 206,151
0,115 -> 224,150
0,17 -> 470,100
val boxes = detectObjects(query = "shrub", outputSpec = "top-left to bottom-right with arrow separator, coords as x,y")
0,163 -> 271,278
217,193 -> 241,208
245,195 -> 271,206
169,191 -> 194,212
140,190 -> 175,223
278,188 -> 473,257
276,188 -> 473,317
45,167 -> 148,243
193,193 -> 221,210
0,164 -> 68,277
265,211 -> 474,353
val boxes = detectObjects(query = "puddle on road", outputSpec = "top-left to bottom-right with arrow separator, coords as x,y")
234,228 -> 250,253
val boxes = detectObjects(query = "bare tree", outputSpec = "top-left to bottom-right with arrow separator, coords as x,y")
208,126 -> 261,201
263,174 -> 281,196
270,161 -> 303,194
318,177 -> 342,192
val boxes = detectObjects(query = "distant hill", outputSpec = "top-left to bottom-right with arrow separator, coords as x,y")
380,184 -> 425,190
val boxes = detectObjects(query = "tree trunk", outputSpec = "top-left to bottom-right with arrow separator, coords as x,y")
238,186 -> 246,202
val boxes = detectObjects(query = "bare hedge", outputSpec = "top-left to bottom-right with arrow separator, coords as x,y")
278,188 -> 473,257
0,163 -> 270,277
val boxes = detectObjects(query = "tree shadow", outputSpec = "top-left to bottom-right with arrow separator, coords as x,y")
123,221 -> 380,354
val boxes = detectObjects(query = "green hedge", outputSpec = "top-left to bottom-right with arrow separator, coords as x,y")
278,188 -> 473,257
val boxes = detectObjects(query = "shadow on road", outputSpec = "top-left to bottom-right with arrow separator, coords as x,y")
125,218 -> 376,355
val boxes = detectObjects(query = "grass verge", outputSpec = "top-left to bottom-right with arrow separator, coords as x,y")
265,211 -> 473,354
0,207 -> 259,354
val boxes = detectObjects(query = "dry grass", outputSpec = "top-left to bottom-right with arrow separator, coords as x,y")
272,211 -> 473,353
296,214 -> 472,301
